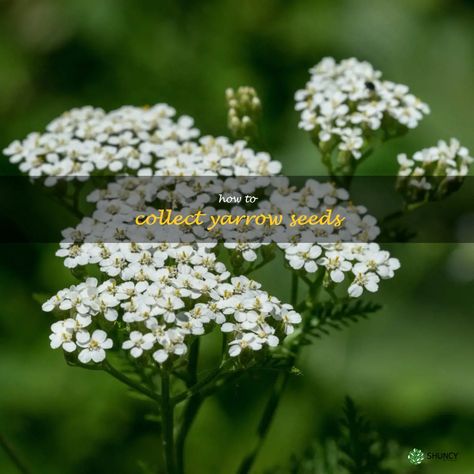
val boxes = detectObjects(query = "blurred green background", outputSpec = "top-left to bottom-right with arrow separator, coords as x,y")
1,0 -> 473,473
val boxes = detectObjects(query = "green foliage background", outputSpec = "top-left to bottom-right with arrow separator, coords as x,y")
0,0 -> 473,473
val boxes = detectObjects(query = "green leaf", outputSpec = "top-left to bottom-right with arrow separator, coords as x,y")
338,397 -> 392,474
305,299 -> 382,341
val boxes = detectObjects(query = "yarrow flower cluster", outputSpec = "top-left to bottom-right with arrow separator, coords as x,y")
397,139 -> 473,202
281,242 -> 399,297
397,138 -> 472,179
42,253 -> 301,363
2,71 -> 403,366
57,175 -> 379,245
56,172 -> 397,294
48,172 -> 399,366
150,138 -> 281,176
295,57 -> 430,159
2,105 -> 281,184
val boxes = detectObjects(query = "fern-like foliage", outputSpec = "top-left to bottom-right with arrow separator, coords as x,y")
304,299 -> 382,341
338,397 -> 392,474
264,441 -> 339,474
260,300 -> 382,371
266,397 -> 395,474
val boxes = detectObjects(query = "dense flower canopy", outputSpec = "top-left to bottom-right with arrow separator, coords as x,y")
3,58 -> 409,366
3,104 -> 281,182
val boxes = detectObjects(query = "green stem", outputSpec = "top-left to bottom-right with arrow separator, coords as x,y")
176,396 -> 202,474
381,209 -> 405,224
102,361 -> 161,403
244,257 -> 273,276
236,370 -> 290,474
221,331 -> 228,357
291,272 -> 299,306
187,340 -> 200,386
161,369 -> 176,474
0,434 -> 32,474
176,340 -> 201,474
172,359 -> 232,405
236,273 -> 300,474
321,151 -> 335,176
50,193 -> 84,220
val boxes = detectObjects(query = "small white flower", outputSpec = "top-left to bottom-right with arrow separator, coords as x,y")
77,329 -> 113,363
229,333 -> 264,357
339,128 -> 364,159
348,264 -> 380,297
122,331 -> 155,358
318,251 -> 352,283
49,320 -> 76,352
285,244 -> 322,272
278,306 -> 302,335
153,349 -> 169,364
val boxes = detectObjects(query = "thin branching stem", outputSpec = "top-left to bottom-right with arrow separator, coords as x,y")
161,369 -> 176,474
176,339 -> 202,474
236,272 -> 301,474
172,361 -> 231,405
244,257 -> 273,276
102,360 -> 161,403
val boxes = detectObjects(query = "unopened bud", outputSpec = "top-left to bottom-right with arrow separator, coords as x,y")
225,85 -> 263,142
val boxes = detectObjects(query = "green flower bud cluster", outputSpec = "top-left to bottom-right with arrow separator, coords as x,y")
226,86 -> 262,142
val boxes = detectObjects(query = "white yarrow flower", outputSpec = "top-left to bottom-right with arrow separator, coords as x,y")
77,329 -> 113,363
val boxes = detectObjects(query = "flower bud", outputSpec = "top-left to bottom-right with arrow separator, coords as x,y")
226,86 -> 262,142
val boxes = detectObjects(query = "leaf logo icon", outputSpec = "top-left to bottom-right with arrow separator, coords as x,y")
408,448 -> 425,465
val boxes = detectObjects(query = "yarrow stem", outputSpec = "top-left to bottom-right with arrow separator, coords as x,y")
102,360 -> 161,403
236,272 -> 301,474
161,368 -> 176,474
176,339 -> 202,474
236,369 -> 291,474
291,272 -> 299,306
172,368 -> 221,405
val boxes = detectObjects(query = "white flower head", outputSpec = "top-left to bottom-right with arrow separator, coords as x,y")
296,57 -> 429,159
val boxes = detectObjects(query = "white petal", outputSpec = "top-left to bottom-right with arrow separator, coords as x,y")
131,347 -> 143,358
91,349 -> 106,363
228,345 -> 241,357
78,349 -> 92,363
63,341 -> 76,353
104,309 -> 118,321
331,269 -> 344,283
348,284 -> 363,298
76,331 -> 90,344
42,301 -> 55,312
49,337 -> 62,349
102,338 -> 113,349
267,335 -> 279,347
122,340 -> 133,350
153,349 -> 168,363
365,280 -> 379,293
92,330 -> 107,343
